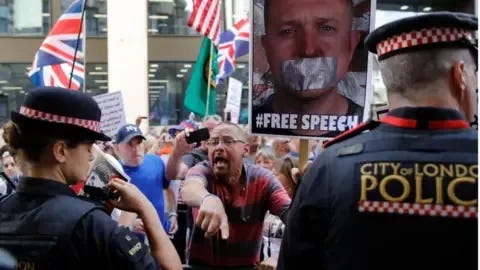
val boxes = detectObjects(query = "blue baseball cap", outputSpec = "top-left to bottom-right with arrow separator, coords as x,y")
115,124 -> 146,144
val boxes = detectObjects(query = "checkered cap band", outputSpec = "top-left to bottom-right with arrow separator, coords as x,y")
359,200 -> 477,219
19,106 -> 101,133
377,27 -> 474,57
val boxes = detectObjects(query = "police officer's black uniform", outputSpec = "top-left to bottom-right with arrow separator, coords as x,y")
0,178 -> 158,269
278,12 -> 478,270
0,88 -> 160,270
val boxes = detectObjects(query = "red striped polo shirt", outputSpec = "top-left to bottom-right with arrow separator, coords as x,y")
186,162 -> 291,267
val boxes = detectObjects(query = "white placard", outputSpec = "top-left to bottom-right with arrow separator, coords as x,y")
225,77 -> 243,124
93,91 -> 126,138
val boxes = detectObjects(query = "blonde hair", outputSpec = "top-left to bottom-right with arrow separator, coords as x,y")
144,134 -> 157,153
275,156 -> 299,186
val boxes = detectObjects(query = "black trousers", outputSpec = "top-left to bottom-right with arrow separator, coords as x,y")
172,204 -> 193,264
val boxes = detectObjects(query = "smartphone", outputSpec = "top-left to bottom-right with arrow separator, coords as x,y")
186,128 -> 210,144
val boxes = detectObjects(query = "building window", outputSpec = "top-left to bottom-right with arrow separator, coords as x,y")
85,63 -> 108,96
148,61 -> 249,126
0,63 -> 31,125
148,62 -> 191,126
0,62 -> 107,126
61,0 -> 107,36
0,0 -> 50,35
62,0 -> 201,36
148,0 -> 198,35
371,0 -> 476,108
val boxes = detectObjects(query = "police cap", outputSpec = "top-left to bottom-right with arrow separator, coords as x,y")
365,12 -> 478,61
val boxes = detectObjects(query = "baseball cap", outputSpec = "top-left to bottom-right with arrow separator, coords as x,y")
115,124 -> 146,144
168,120 -> 198,136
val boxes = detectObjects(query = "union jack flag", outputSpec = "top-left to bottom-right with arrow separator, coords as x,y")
28,0 -> 85,91
216,17 -> 249,84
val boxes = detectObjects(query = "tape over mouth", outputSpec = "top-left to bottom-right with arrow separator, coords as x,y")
280,57 -> 338,91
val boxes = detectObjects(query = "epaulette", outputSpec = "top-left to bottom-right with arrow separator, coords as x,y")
323,119 -> 380,149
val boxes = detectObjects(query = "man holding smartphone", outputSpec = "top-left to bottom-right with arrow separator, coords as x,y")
165,116 -> 221,263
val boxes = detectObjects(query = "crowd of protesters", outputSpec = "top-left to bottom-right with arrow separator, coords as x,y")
0,110 -> 322,270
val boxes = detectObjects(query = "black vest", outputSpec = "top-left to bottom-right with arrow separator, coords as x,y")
0,194 -> 100,269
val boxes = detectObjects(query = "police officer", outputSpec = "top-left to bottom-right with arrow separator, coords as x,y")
278,12 -> 478,270
0,87 -> 182,270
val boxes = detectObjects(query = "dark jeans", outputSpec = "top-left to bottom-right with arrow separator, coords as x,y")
173,204 -> 192,263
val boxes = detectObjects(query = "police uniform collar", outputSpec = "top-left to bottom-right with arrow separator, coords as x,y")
380,107 -> 470,130
16,177 -> 76,197
323,107 -> 470,149
323,119 -> 380,148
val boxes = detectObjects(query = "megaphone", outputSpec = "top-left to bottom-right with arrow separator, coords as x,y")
82,144 -> 130,201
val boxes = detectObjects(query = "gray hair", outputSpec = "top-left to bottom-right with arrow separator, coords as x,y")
379,48 -> 476,97
255,148 -> 276,161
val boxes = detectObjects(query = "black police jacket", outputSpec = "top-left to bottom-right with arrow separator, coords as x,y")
278,107 -> 478,270
0,177 -> 160,270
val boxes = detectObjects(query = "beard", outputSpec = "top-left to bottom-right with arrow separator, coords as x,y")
213,166 -> 242,187
213,169 -> 229,182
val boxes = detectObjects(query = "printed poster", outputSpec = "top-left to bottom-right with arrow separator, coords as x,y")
249,0 -> 374,138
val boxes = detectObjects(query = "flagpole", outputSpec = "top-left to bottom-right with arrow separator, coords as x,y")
205,41 -> 214,116
82,5 -> 87,93
224,77 -> 230,119
68,0 -> 86,90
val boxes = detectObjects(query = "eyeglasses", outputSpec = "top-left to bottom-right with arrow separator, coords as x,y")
203,114 -> 223,122
206,138 -> 245,147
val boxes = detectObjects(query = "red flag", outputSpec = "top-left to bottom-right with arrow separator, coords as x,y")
188,0 -> 221,45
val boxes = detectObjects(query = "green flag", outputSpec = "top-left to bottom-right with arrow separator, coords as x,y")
184,37 -> 218,117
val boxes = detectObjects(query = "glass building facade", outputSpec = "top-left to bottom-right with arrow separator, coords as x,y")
0,0 -> 50,35
147,61 -> 249,125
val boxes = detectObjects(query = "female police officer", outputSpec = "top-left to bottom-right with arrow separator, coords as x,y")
0,87 -> 182,270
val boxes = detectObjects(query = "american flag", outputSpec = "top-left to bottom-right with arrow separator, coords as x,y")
216,17 -> 249,84
187,0 -> 221,45
28,0 -> 85,91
